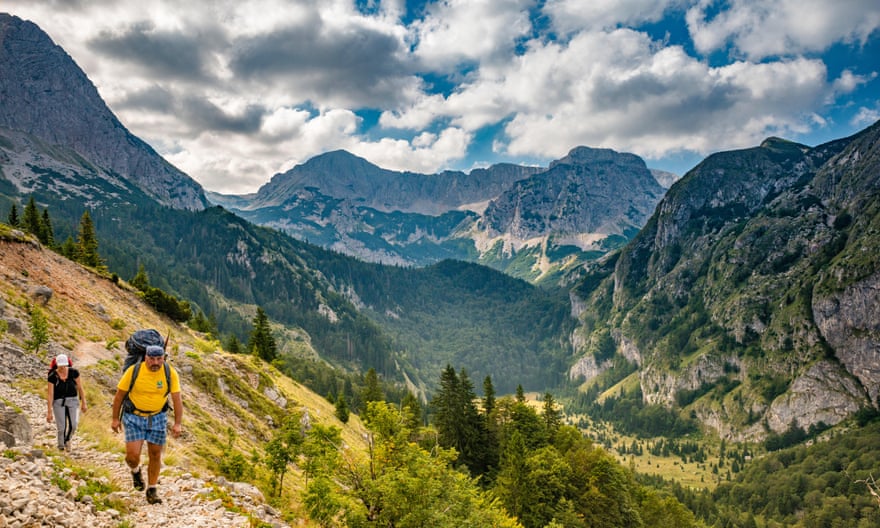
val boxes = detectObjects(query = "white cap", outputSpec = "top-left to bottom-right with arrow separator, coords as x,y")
55,354 -> 70,367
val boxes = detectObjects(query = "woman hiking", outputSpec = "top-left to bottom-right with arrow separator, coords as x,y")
46,353 -> 87,451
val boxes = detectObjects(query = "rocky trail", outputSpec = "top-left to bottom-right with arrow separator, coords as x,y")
0,368 -> 288,528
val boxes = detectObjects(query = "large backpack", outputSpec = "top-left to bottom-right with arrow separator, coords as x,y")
123,329 -> 165,372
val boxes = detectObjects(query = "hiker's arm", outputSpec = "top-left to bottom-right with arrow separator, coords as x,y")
46,382 -> 54,422
75,376 -> 87,412
170,391 -> 183,438
111,389 -> 126,433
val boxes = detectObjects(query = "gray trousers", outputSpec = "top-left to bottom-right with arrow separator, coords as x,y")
52,397 -> 79,449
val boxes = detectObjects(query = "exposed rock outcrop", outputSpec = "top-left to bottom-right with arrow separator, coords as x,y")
0,14 -> 207,211
813,272 -> 880,404
570,121 -> 880,439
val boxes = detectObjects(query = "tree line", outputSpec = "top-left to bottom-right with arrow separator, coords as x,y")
423,365 -> 701,528
211,362 -> 703,528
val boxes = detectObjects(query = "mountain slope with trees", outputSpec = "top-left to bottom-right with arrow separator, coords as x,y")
567,121 -> 880,440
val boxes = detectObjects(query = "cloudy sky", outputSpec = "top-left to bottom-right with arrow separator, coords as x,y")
5,1 -> 880,194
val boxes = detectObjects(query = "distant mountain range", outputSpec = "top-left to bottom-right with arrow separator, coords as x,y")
209,146 -> 669,282
2,11 -> 879,442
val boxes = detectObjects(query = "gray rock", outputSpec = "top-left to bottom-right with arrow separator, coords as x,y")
30,285 -> 52,305
0,14 -> 208,211
0,404 -> 32,447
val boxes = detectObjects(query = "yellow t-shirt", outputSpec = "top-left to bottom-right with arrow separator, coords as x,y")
117,363 -> 181,413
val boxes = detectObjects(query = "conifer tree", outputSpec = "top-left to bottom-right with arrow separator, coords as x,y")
76,210 -> 103,269
130,264 -> 150,291
494,429 -> 530,520
39,208 -> 54,246
7,203 -> 19,227
225,333 -> 242,354
22,196 -> 41,237
483,376 -> 496,419
431,366 -> 489,474
247,307 -> 277,362
362,367 -> 384,404
60,236 -> 77,260
482,376 -> 500,475
542,392 -> 562,434
334,394 -> 350,423
189,309 -> 214,335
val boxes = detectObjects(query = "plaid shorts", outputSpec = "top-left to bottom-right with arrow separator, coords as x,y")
122,410 -> 168,445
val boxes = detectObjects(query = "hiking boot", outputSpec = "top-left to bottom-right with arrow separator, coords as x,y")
146,487 -> 162,504
131,469 -> 145,491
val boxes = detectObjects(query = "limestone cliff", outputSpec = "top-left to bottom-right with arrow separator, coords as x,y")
0,14 -> 207,210
569,121 -> 880,439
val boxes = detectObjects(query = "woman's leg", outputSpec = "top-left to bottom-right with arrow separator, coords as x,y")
51,399 -> 66,449
64,397 -> 80,446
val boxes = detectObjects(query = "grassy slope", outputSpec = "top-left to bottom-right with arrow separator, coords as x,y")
0,231 -> 368,522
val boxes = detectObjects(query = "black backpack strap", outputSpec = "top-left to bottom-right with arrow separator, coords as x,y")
127,361 -> 142,393
124,361 -> 172,415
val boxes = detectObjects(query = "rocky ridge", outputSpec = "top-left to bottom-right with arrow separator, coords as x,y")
0,13 -> 207,211
568,121 -> 880,441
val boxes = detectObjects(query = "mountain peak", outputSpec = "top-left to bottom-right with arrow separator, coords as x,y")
0,13 -> 207,210
759,136 -> 809,154
300,149 -> 383,174
550,146 -> 649,173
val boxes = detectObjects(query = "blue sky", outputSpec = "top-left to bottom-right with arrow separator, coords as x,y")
5,1 -> 879,194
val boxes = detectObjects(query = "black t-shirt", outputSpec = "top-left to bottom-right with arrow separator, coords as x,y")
47,368 -> 80,400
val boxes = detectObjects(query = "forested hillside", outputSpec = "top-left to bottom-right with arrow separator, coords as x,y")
566,121 -> 880,442
314,257 -> 576,395
0,229 -> 710,527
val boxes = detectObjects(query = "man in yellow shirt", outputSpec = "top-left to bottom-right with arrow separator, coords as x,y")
111,345 -> 183,504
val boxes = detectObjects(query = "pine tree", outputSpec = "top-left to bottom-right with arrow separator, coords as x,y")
22,196 -> 41,238
362,367 -> 384,404
60,236 -> 77,260
482,375 -> 500,474
430,366 -> 489,474
76,210 -> 103,269
334,394 -> 350,423
494,429 -> 530,520
39,208 -> 54,246
483,376 -> 496,418
130,264 -> 150,291
7,203 -> 19,227
225,334 -> 242,354
542,392 -> 562,434
247,307 -> 277,362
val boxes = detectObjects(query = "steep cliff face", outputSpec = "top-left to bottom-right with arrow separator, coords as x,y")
481,146 -> 665,241
570,121 -> 880,439
0,14 -> 207,210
